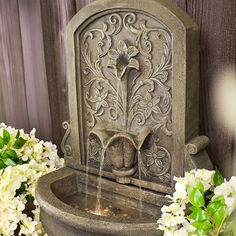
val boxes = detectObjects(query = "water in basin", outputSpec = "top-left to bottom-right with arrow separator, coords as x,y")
62,191 -> 159,224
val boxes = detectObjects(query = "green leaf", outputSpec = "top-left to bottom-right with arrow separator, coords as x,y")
207,202 -> 222,215
207,201 -> 226,226
189,205 -> 197,211
213,206 -> 226,227
195,227 -> 212,235
16,130 -> 20,139
0,159 -> 6,169
0,137 -> 5,149
17,160 -> 22,164
13,137 -> 27,149
2,158 -> 16,167
212,195 -> 225,203
188,206 -> 208,222
192,219 -> 212,236
26,194 -> 34,202
213,205 -> 226,226
208,201 -> 224,214
214,169 -> 224,186
15,182 -> 27,196
194,181 -> 204,193
192,219 -> 212,230
206,193 -> 214,200
188,186 -> 205,208
4,149 -> 17,159
3,129 -> 10,145
2,151 -> 8,159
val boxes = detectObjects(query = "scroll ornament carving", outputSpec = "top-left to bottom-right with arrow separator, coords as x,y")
81,12 -> 172,179
61,120 -> 72,157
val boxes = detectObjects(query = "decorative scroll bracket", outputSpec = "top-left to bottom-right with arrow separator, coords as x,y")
61,120 -> 73,158
185,136 -> 213,171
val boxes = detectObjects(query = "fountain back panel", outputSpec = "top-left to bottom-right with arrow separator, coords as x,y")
36,0 -> 213,235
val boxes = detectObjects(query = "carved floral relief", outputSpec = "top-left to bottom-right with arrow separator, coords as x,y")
78,12 -> 173,183
108,40 -> 140,80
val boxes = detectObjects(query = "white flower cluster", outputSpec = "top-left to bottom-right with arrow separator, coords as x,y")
157,169 -> 215,236
0,123 -> 64,236
214,176 -> 236,215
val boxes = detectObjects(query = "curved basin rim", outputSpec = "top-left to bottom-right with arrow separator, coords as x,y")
36,169 -> 158,234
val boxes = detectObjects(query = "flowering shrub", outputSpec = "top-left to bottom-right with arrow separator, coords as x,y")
158,169 -> 236,236
0,123 -> 64,236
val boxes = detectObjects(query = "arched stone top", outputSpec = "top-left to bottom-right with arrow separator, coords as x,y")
67,0 -> 198,36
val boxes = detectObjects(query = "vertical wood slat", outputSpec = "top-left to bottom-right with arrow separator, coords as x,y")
75,0 -> 94,11
0,0 -> 30,130
171,0 -> 186,10
18,0 -> 52,140
187,0 -> 236,177
40,0 -> 76,150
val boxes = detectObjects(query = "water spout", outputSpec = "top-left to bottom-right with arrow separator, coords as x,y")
88,125 -> 151,184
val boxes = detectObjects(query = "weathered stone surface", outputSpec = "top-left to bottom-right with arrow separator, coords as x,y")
36,0 -> 213,235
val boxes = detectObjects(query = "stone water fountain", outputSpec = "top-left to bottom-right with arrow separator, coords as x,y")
36,0 -> 213,235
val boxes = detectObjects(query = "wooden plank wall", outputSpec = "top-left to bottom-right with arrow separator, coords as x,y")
18,0 -> 52,140
0,0 -> 235,177
40,0 -> 75,147
186,0 -> 236,177
0,0 -> 30,130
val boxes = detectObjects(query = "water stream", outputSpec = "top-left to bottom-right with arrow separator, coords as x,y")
115,80 -> 121,131
94,149 -> 105,215
84,141 -> 90,208
137,150 -> 143,218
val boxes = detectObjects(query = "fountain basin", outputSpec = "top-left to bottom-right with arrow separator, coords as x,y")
36,167 -> 165,236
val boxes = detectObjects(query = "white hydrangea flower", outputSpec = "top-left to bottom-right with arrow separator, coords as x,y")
214,178 -> 235,198
0,124 -> 64,236
229,176 -> 236,187
158,168 -> 236,236
0,123 -> 7,128
192,169 -> 215,191
213,176 -> 236,215
173,182 -> 188,200
163,230 -> 175,236
19,214 -> 38,235
161,202 -> 185,216
224,196 -> 236,215
173,227 -> 188,236
158,213 -> 178,228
